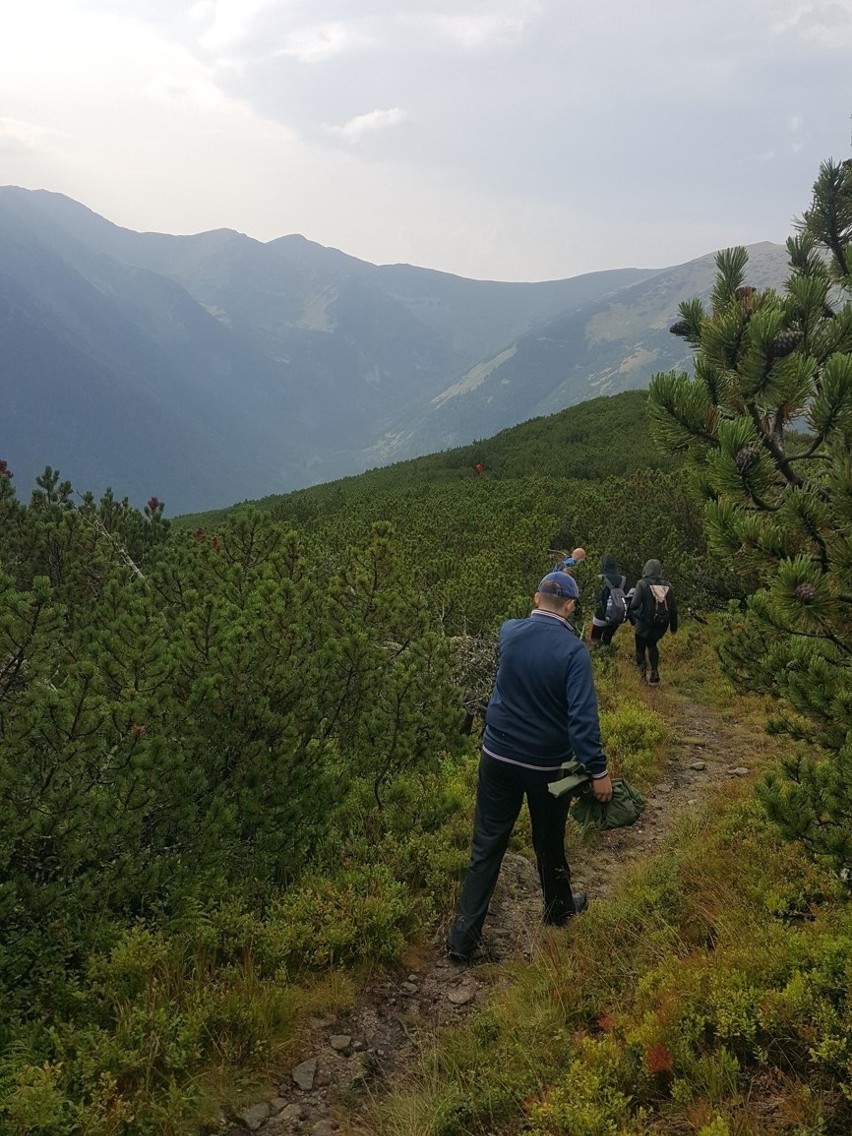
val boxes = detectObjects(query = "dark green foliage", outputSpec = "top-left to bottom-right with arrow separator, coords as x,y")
178,390 -> 680,529
648,157 -> 852,872
0,390 -> 712,1126
0,472 -> 464,1008
179,394 -> 717,628
759,743 -> 852,870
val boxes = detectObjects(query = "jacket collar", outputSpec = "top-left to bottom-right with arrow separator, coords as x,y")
530,608 -> 576,633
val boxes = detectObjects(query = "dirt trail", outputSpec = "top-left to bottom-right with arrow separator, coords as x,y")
223,690 -> 751,1136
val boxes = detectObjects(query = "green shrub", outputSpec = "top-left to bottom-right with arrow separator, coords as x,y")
526,1036 -> 646,1136
264,863 -> 412,970
599,702 -> 670,783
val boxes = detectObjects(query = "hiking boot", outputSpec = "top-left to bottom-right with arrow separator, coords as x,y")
571,891 -> 588,915
637,661 -> 648,681
648,670 -> 660,685
545,892 -> 588,926
447,949 -> 470,966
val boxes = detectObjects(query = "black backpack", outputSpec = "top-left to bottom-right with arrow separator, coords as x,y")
648,583 -> 671,628
604,576 -> 629,625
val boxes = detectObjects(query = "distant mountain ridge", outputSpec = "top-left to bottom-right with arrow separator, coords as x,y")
0,186 -> 790,511
368,241 -> 790,460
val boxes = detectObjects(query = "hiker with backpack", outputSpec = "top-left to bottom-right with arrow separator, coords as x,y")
628,559 -> 678,684
590,553 -> 630,647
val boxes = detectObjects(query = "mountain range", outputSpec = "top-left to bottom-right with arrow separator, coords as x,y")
0,186 -> 791,512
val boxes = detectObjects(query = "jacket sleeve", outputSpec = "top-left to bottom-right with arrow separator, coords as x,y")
564,645 -> 608,778
628,581 -> 645,625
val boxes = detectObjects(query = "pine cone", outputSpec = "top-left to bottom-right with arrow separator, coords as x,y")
794,582 -> 816,603
669,319 -> 690,337
767,328 -> 803,360
735,445 -> 760,472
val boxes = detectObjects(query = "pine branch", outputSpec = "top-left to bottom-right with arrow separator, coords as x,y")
76,492 -> 146,580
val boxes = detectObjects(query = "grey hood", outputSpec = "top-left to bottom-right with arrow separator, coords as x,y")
643,559 -> 663,579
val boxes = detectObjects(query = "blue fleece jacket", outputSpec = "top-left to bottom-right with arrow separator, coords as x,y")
483,610 -> 608,777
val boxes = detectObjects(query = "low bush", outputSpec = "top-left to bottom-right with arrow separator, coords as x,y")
599,701 -> 670,784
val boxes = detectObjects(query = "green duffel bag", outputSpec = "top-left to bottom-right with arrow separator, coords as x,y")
546,759 -> 591,799
571,778 -> 646,831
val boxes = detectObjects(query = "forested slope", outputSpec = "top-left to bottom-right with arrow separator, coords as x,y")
182,390 -> 680,527
0,390 -> 715,1133
2,157 -> 852,1135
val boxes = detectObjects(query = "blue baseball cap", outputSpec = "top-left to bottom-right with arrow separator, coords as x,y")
537,571 -> 580,600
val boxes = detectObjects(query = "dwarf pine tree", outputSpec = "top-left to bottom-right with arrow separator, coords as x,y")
1,463 -> 468,1002
648,157 -> 852,871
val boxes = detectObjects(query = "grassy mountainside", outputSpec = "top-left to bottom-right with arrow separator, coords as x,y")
178,391 -> 711,634
182,390 -> 677,527
372,241 -> 791,462
2,376 -> 847,1134
0,186 -> 656,509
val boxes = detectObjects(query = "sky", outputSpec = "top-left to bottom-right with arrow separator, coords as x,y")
1,0 -> 851,282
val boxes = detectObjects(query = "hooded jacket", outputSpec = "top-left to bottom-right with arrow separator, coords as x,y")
628,559 -> 678,637
593,554 -> 627,624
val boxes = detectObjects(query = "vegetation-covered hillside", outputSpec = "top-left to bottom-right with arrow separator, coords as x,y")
0,389 -> 712,1133
183,390 -> 680,525
2,156 -> 852,1136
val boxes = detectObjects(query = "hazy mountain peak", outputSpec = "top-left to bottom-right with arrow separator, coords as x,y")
0,187 -> 791,512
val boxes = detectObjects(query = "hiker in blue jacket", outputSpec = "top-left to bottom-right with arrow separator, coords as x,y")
628,558 -> 678,684
590,553 -> 630,647
447,571 -> 612,965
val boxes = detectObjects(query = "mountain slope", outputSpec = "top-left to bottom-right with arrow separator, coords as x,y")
0,198 -> 321,510
369,242 -> 791,460
179,390 -> 674,526
0,186 -> 789,511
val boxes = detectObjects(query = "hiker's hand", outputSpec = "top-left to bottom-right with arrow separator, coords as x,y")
592,773 -> 613,803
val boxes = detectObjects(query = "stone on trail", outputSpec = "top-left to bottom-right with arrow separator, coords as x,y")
277,1103 -> 304,1123
292,1057 -> 318,1090
238,1102 -> 270,1130
447,985 -> 476,1006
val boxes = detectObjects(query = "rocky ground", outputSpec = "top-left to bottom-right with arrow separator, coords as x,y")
221,691 -> 752,1136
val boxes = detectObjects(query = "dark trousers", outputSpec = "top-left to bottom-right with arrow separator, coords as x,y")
447,753 -> 575,960
591,622 -> 618,646
634,631 -> 664,670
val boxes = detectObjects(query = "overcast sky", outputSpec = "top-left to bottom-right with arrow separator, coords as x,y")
1,0 -> 850,281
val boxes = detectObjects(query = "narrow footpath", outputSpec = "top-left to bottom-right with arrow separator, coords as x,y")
222,689 -> 755,1136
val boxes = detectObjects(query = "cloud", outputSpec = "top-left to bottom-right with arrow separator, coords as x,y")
274,21 -> 371,63
2,0 -> 851,282
409,4 -> 544,48
789,113 -> 806,153
771,1 -> 852,47
198,0 -> 282,53
0,116 -> 65,153
329,107 -> 407,143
